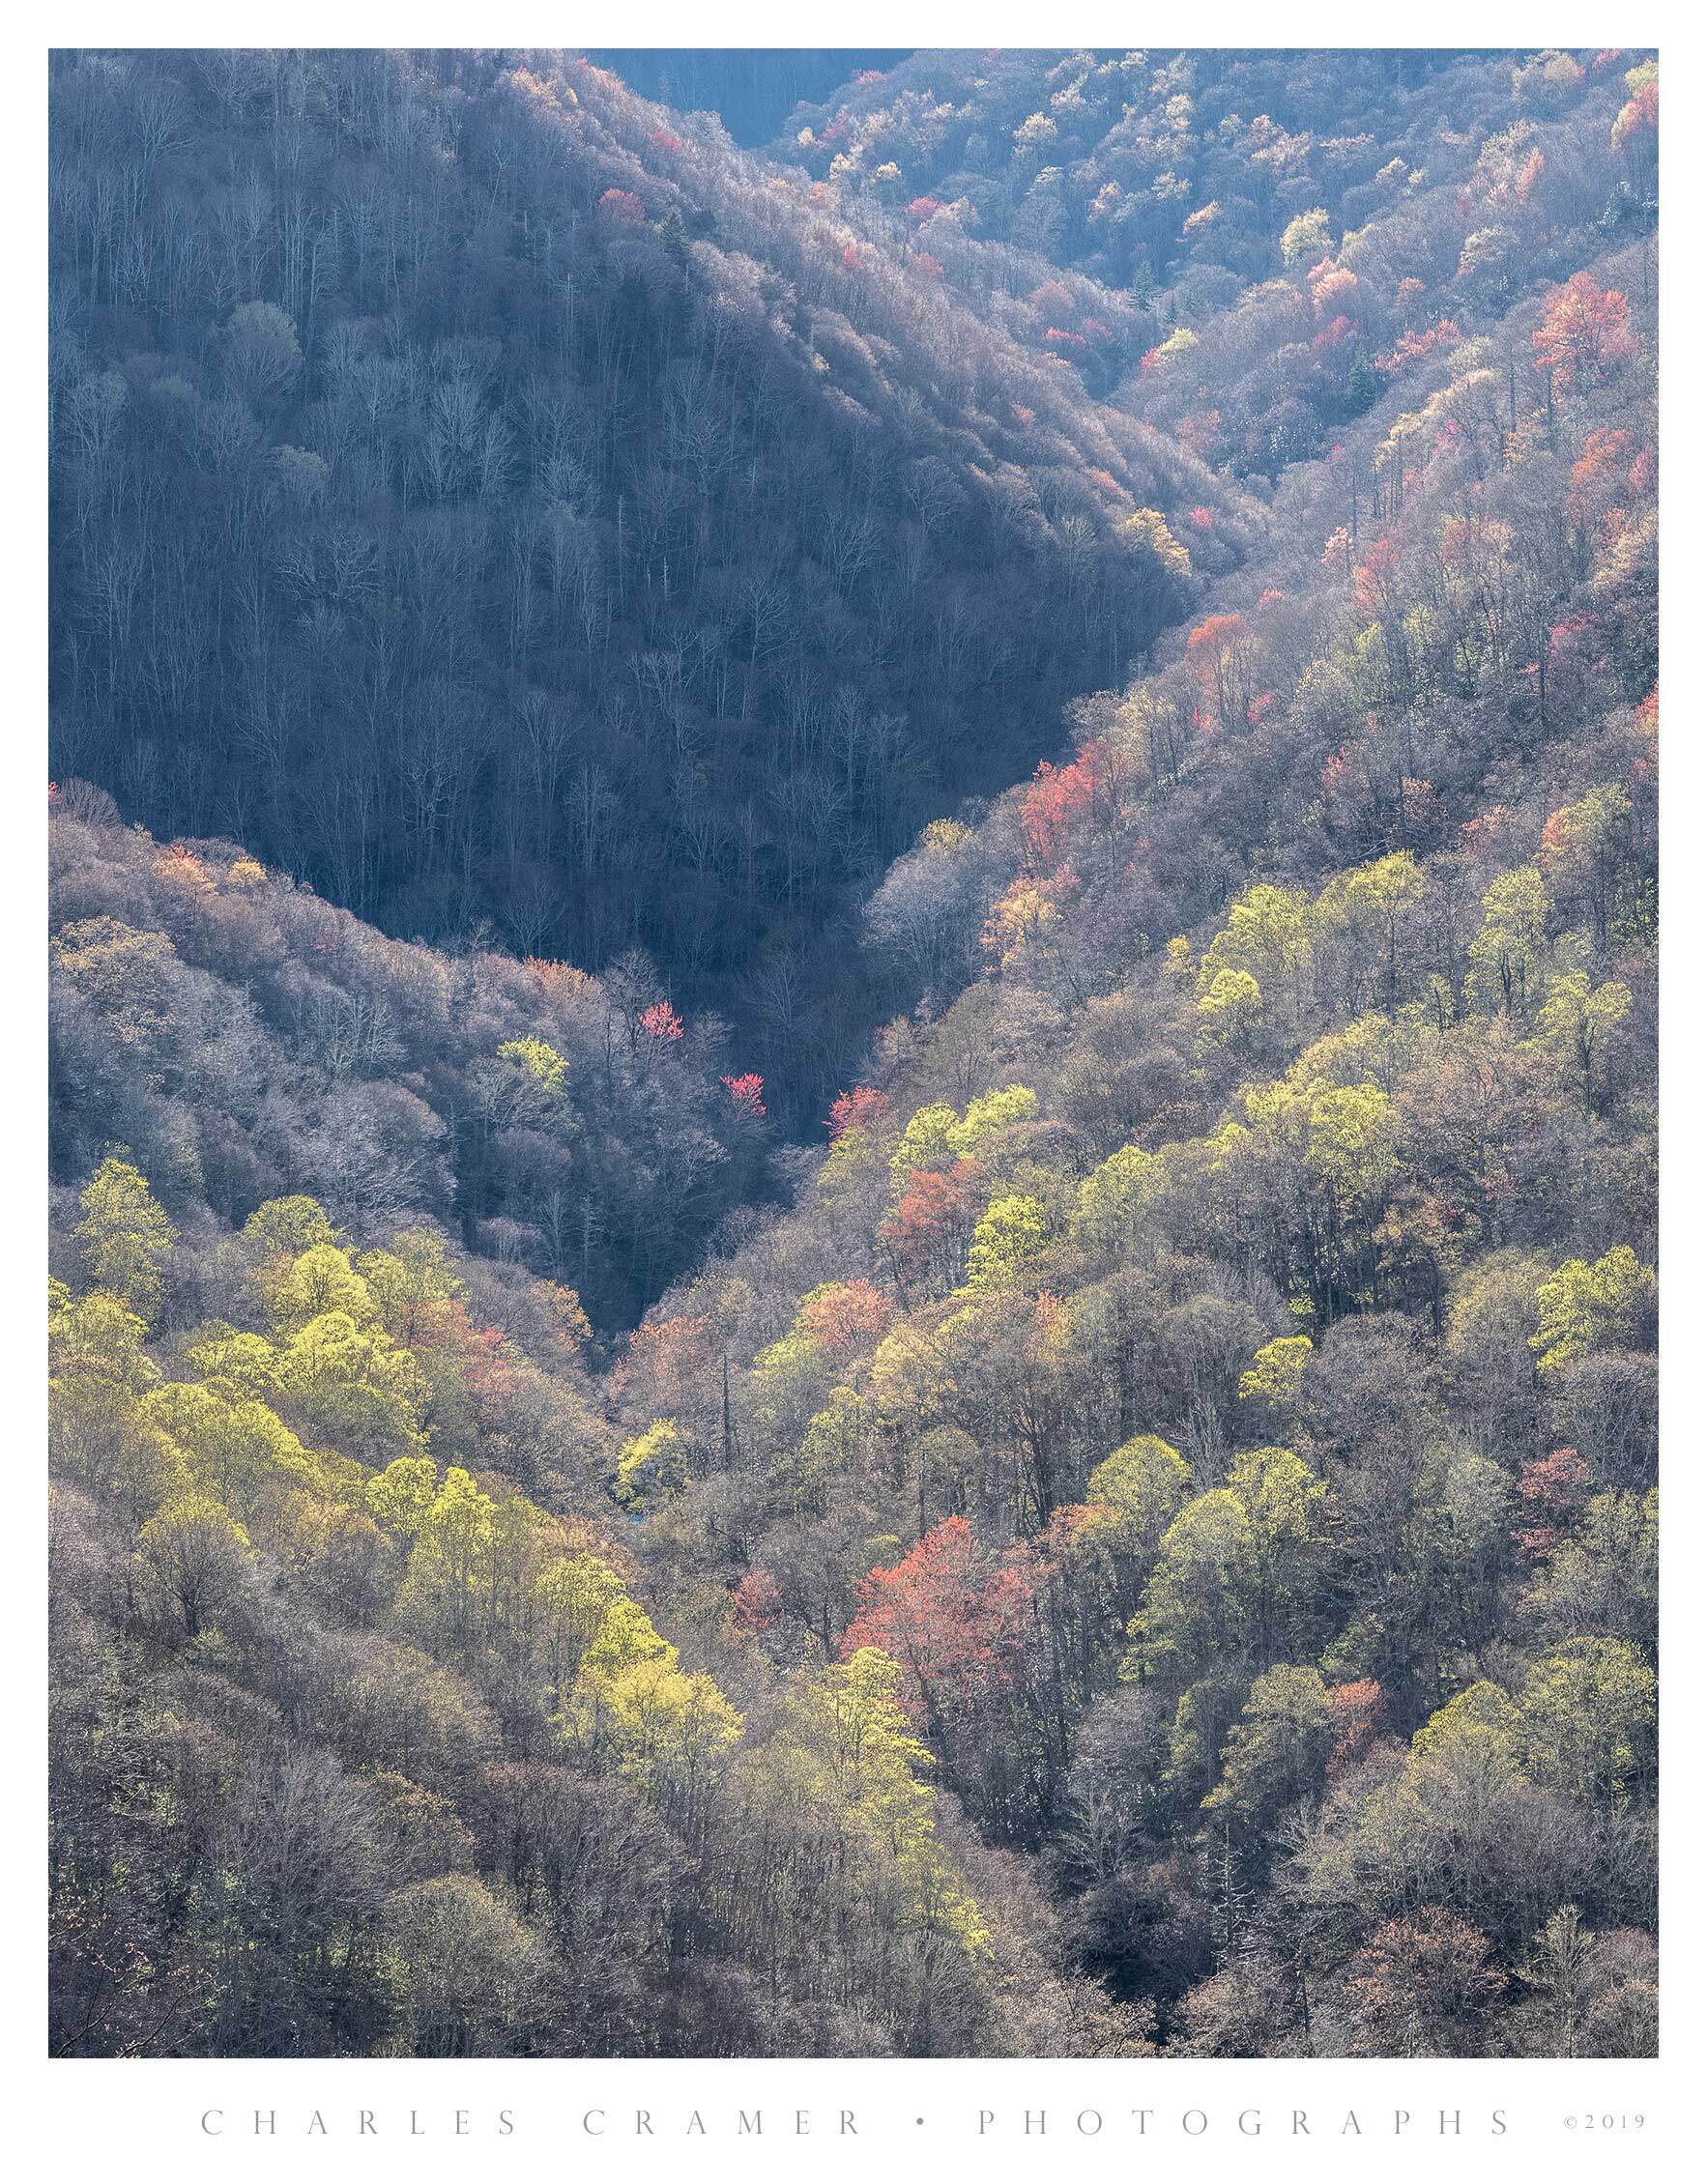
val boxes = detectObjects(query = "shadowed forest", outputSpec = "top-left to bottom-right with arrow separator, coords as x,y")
49,46 -> 1657,2060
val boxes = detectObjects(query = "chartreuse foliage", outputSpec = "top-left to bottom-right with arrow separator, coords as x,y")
888,1084 -> 1040,1193
1085,1435 -> 1191,1563
759,1647 -> 991,1958
614,1419 -> 690,1510
1070,1142 -> 1164,1252
1238,1336 -> 1314,1411
47,42 -> 1660,2057
52,1170 -> 1008,2043
1532,1246 -> 1656,1372
963,1193 -> 1050,1293
73,1155 -> 177,1322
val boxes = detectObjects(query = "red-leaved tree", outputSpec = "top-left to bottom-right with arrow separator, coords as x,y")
1532,273 -> 1637,393
840,1516 -> 1034,1746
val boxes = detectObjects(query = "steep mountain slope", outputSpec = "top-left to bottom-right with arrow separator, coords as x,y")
47,47 -> 1660,2061
49,827 -> 1146,2058
604,223 -> 1659,2050
49,792 -> 786,1333
49,45 -> 1245,1124
781,48 -> 1654,354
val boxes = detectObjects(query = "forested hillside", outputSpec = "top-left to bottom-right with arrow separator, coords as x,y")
49,789 -> 792,1332
48,45 -> 1240,1121
612,195 -> 1659,2054
49,46 -> 1659,2061
782,47 -> 1655,418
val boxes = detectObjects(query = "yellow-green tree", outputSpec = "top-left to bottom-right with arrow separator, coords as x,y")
1203,1663 -> 1336,1822
614,1419 -> 690,1510
1311,851 -> 1426,1017
365,1455 -> 437,1543
49,1284 -> 182,1523
1519,1638 -> 1655,1805
1085,1433 -> 1191,1567
1197,965 -> 1264,1049
1532,1246 -> 1656,1372
947,1083 -> 1039,1156
134,1493 -> 254,1640
1070,1142 -> 1165,1256
559,1592 -> 741,1828
1536,971 -> 1631,1118
888,1102 -> 961,1190
274,1306 -> 427,1465
496,1035 -> 568,1096
1281,207 -> 1333,266
1465,866 -> 1548,1019
1133,1490 -> 1260,1686
963,1193 -> 1049,1292
1238,1335 -> 1314,1422
1229,1444 -> 1328,1661
141,1382 -> 328,1522
775,1647 -> 989,1956
269,1242 -> 378,1335
534,1549 -> 625,1703
243,1194 -> 341,1260
1200,883 -> 1313,1039
73,1156 -> 176,1321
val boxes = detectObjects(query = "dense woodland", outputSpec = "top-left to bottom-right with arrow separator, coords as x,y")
50,46 -> 1658,2061
49,45 -> 1244,1123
